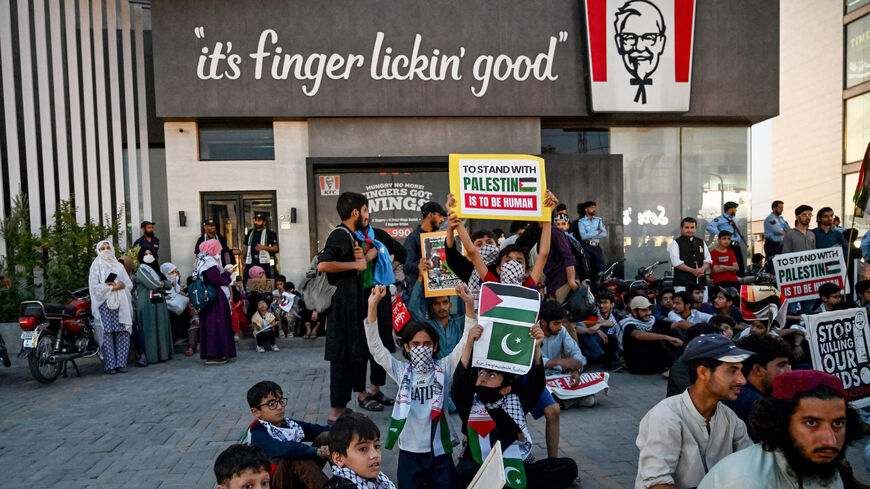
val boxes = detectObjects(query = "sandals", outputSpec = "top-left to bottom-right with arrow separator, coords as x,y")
357,394 -> 384,412
371,391 -> 395,406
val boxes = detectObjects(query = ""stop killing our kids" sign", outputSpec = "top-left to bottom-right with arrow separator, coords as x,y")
449,154 -> 550,221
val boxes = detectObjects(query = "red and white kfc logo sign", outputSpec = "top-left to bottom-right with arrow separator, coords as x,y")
584,0 -> 696,112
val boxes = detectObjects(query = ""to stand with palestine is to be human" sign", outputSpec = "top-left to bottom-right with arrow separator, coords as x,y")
449,154 -> 550,222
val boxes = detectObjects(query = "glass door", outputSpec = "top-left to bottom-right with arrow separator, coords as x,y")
201,192 -> 278,274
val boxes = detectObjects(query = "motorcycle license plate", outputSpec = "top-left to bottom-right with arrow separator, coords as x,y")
20,331 -> 36,348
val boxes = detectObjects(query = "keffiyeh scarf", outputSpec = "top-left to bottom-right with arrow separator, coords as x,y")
241,418 -> 304,444
499,260 -> 526,286
469,244 -> 500,293
330,465 -> 396,489
467,393 -> 532,489
385,347 -> 451,455
620,316 -> 656,333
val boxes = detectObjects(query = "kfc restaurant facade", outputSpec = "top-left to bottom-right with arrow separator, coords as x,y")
150,0 -> 779,282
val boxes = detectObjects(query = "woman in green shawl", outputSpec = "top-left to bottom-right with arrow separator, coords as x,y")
136,247 -> 174,363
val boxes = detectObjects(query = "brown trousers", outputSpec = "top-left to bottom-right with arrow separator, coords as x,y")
270,432 -> 330,489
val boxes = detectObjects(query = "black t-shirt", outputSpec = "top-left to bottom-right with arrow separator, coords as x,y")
246,229 -> 278,264
318,225 -> 360,286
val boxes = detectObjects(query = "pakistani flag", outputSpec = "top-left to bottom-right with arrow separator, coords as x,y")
518,177 -> 537,193
503,444 -> 528,489
473,282 -> 541,375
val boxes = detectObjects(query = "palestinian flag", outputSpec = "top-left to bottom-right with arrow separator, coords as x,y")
825,261 -> 842,276
854,142 -> 870,217
479,282 -> 540,324
740,285 -> 783,322
518,177 -> 537,193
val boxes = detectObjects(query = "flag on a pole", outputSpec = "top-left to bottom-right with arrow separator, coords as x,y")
473,282 -> 541,375
853,142 -> 870,217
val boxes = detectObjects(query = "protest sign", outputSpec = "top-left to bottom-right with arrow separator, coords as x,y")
472,282 -> 540,375
391,296 -> 410,332
466,441 -> 506,489
546,372 -> 610,400
806,308 -> 870,407
449,154 -> 550,222
246,278 -> 275,293
420,231 -> 464,297
772,248 -> 847,301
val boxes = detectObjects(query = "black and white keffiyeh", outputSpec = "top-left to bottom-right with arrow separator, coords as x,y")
499,260 -> 526,285
331,465 -> 396,489
469,244 -> 500,293
620,316 -> 656,333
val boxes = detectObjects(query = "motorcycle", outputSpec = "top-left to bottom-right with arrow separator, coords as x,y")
599,259 -> 672,307
18,287 -> 98,384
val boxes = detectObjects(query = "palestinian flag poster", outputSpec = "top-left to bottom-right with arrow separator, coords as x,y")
449,154 -> 550,222
472,282 -> 541,375
771,247 -> 848,301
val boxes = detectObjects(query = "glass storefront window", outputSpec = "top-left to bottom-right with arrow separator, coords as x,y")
845,92 -> 870,164
610,128 -> 681,277
847,0 -> 870,13
680,127 -> 751,249
846,14 -> 870,88
541,129 -> 609,155
198,122 -> 275,161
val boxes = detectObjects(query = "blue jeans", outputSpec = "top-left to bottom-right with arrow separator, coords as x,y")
578,332 -> 606,361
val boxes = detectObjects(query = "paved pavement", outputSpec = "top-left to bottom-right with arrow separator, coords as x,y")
1,321 -> 868,489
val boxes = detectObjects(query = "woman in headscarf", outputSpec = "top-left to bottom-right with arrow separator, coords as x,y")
88,240 -> 134,374
136,247 -> 173,363
197,239 -> 236,364
119,255 -> 148,367
160,262 -> 190,343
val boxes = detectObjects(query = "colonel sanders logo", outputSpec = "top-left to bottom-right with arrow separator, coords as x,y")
584,0 -> 695,112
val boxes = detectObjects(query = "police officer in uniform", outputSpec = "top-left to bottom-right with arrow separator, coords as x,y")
706,201 -> 745,276
195,217 -> 235,267
576,201 -> 607,285
762,200 -> 789,273
241,212 -> 278,279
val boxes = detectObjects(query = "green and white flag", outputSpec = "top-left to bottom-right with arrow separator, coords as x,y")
472,282 -> 540,375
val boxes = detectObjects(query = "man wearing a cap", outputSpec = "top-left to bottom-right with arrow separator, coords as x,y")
133,220 -> 160,257
636,334 -> 753,489
619,296 -> 684,374
242,212 -> 278,279
699,370 -> 861,489
195,218 -> 234,266
403,201 -> 446,290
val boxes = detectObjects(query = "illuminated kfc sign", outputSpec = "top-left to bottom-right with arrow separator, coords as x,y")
584,0 -> 696,112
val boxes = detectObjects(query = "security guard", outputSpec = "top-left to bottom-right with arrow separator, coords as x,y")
762,200 -> 790,272
195,217 -> 235,266
706,201 -> 745,276
577,201 -> 607,286
241,211 -> 279,279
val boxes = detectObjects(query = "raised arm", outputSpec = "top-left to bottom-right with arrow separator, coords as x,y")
529,191 -> 558,283
364,285 -> 403,382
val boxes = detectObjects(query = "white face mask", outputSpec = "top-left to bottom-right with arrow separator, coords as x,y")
142,254 -> 155,264
99,249 -> 114,261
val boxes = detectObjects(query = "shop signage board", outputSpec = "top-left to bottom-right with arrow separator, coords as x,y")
584,0 -> 697,112
772,248 -> 847,301
805,308 -> 870,407
449,154 -> 550,222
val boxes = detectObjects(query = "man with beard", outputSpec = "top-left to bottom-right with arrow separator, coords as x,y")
614,0 -> 667,105
195,217 -> 234,266
636,334 -> 753,489
620,296 -> 684,374
699,370 -> 862,489
242,212 -> 279,279
763,200 -> 790,272
133,220 -> 160,256
317,192 -> 369,424
782,205 -> 817,316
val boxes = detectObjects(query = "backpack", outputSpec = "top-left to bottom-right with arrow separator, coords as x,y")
188,275 -> 217,312
300,226 -> 355,313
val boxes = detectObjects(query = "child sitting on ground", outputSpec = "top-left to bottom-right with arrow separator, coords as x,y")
215,443 -> 272,489
271,275 -> 301,338
251,300 -> 280,353
365,283 -> 478,489
324,412 -> 397,489
243,381 -> 330,489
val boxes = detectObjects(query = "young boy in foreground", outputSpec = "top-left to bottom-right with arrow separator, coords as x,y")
324,413 -> 397,489
244,380 -> 330,489
215,443 -> 271,489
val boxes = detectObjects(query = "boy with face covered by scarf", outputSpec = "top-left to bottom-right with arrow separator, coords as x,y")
364,284 -> 479,489
451,305 -> 578,489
